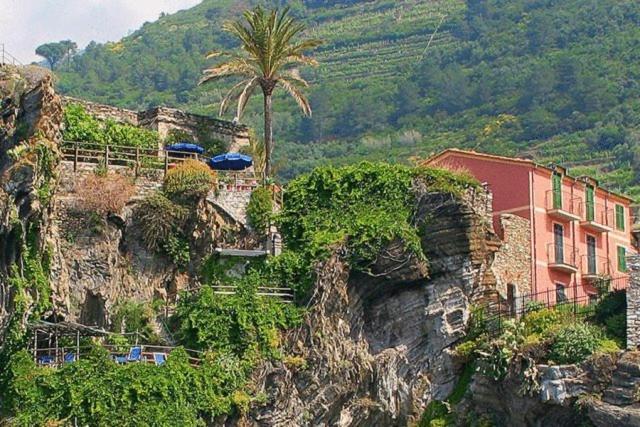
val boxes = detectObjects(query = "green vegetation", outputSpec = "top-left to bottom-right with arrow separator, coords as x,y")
63,103 -> 159,149
278,162 -> 477,288
2,347 -> 248,426
162,159 -> 217,202
134,192 -> 189,251
53,0 -> 640,198
199,6 -> 321,177
246,186 -> 274,233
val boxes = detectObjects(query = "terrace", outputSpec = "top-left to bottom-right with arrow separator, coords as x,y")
28,320 -> 202,368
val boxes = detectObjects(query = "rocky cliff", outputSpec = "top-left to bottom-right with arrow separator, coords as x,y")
239,188 -> 501,426
0,65 -> 62,334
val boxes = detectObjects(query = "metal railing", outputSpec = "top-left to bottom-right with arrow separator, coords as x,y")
547,242 -> 578,267
479,276 -> 629,335
581,254 -> 611,277
31,344 -> 203,368
584,202 -> 614,228
0,44 -> 23,66
546,190 -> 582,218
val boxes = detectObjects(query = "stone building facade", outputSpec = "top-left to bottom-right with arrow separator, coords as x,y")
492,214 -> 533,299
62,96 -> 250,152
627,255 -> 640,349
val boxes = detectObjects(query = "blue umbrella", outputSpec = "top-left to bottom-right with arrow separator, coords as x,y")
208,153 -> 253,171
165,142 -> 205,154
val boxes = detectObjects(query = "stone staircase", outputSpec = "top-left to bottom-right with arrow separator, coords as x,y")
603,352 -> 640,405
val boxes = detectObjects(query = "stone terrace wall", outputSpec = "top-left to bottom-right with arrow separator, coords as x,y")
62,96 -> 250,151
627,255 -> 640,349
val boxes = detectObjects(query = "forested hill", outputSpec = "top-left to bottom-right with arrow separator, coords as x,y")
55,0 -> 640,198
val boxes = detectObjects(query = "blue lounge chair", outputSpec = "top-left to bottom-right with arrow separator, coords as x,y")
38,355 -> 55,366
153,353 -> 167,366
64,352 -> 76,363
115,346 -> 142,364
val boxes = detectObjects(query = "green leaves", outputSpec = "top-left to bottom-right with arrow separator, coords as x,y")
63,104 -> 159,149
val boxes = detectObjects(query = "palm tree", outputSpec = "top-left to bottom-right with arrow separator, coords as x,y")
199,6 -> 321,179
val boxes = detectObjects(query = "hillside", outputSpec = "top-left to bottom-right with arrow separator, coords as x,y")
55,0 -> 640,198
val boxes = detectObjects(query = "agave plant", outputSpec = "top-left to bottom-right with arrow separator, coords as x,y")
199,6 -> 321,179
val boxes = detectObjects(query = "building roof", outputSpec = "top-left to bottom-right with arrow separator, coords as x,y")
423,148 -> 634,203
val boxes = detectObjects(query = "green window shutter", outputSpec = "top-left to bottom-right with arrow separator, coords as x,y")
618,246 -> 627,272
615,205 -> 625,231
586,185 -> 595,221
552,173 -> 562,209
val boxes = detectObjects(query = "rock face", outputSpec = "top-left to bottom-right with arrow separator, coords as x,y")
468,351 -> 640,427
242,187 -> 501,426
0,65 -> 62,333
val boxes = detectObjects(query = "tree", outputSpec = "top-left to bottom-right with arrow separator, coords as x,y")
35,40 -> 77,70
199,6 -> 321,179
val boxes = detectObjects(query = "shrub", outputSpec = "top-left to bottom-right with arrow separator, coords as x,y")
597,338 -> 621,354
63,103 -> 159,149
112,300 -> 160,344
419,401 -> 451,427
134,192 -> 189,250
592,290 -> 626,345
247,186 -> 273,233
75,172 -> 135,215
523,308 -> 563,336
163,159 -> 216,201
549,323 -> 603,364
162,233 -> 191,269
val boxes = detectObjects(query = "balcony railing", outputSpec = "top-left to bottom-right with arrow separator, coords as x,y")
546,190 -> 582,221
580,254 -> 611,279
581,202 -> 614,232
547,242 -> 578,273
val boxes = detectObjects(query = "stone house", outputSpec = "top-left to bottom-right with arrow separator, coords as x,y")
424,149 -> 636,305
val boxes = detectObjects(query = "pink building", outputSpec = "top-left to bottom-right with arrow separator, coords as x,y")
424,149 -> 635,304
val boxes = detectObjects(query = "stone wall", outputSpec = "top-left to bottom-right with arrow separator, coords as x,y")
492,214 -> 532,299
206,189 -> 253,227
627,255 -> 640,349
62,96 -> 250,151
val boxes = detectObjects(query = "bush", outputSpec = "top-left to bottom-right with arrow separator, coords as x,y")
592,290 -> 626,345
247,186 -> 273,233
549,323 -> 603,364
523,308 -> 563,336
63,103 -> 159,149
134,192 -> 189,250
75,172 -> 135,215
163,159 -> 216,201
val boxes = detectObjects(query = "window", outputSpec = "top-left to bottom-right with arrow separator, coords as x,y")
585,185 -> 595,221
554,223 -> 564,264
552,173 -> 562,209
615,205 -> 625,231
556,284 -> 567,303
586,235 -> 596,274
618,246 -> 627,272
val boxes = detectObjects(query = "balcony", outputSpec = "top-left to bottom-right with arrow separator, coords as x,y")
580,255 -> 611,280
546,190 -> 582,222
547,243 -> 579,273
580,203 -> 614,233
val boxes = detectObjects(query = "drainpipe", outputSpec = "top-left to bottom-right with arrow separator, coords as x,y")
571,181 -> 579,299
529,170 -> 538,294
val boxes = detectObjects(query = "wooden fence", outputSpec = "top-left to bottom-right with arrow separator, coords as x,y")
61,141 -> 261,191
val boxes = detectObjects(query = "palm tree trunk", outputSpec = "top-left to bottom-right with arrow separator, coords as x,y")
263,92 -> 273,181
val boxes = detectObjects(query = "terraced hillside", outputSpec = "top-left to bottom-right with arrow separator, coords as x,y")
55,0 -> 640,199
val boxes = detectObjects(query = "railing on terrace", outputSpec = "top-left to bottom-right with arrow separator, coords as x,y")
547,242 -> 579,271
0,44 -> 23,66
583,202 -> 615,230
545,190 -> 582,219
61,141 -> 260,191
480,276 -> 628,336
31,344 -> 203,368
581,254 -> 611,278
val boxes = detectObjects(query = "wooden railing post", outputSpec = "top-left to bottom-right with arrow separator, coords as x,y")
135,147 -> 140,178
73,142 -> 79,172
105,145 -> 110,171
164,153 -> 169,176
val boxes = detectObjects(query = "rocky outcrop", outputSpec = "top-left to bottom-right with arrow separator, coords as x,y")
467,351 -> 640,427
0,65 -> 62,334
240,186 -> 500,426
